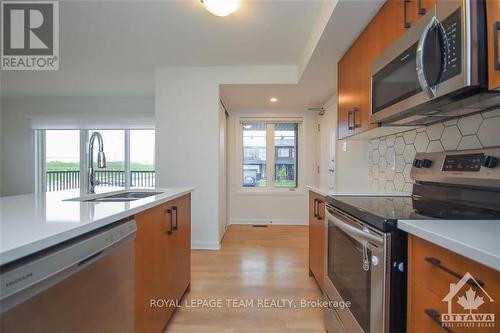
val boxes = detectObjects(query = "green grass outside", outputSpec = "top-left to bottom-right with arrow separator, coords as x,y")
254,179 -> 296,188
273,180 -> 297,188
47,161 -> 154,171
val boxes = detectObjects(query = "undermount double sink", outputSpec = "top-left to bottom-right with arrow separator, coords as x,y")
85,191 -> 163,202
65,191 -> 163,202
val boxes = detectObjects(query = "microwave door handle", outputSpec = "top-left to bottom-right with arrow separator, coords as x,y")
417,16 -> 438,98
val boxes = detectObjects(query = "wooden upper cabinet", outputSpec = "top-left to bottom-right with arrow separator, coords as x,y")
354,19 -> 380,135
337,49 -> 355,139
377,0 -> 408,50
487,0 -> 500,90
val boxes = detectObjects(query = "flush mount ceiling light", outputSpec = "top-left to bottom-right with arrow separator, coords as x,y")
270,97 -> 278,103
201,0 -> 240,17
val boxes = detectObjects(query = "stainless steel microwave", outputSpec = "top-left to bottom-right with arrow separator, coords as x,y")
371,0 -> 500,126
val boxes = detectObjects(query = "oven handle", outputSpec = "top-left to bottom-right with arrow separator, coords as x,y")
326,208 -> 383,246
416,16 -> 448,98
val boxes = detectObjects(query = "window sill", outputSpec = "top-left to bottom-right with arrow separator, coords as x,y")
236,187 -> 306,197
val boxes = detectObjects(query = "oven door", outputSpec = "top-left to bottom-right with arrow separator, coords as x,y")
324,206 -> 389,333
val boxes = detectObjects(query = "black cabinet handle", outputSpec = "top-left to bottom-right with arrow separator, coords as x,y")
317,201 -> 324,220
495,22 -> 500,70
404,0 -> 411,29
172,206 -> 178,230
313,199 -> 318,218
424,309 -> 453,333
347,110 -> 354,130
425,257 -> 485,288
418,0 -> 426,15
353,107 -> 361,128
166,208 -> 173,235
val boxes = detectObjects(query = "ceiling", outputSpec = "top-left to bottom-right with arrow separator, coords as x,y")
1,0 -> 323,97
221,0 -> 385,111
1,0 -> 385,112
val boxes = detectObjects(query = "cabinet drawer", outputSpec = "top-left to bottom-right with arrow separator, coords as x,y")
409,236 -> 499,300
408,283 -> 449,333
408,236 -> 500,333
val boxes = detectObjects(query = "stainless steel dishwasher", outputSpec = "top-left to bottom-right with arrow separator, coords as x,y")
0,218 -> 137,333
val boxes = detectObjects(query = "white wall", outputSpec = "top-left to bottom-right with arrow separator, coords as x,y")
316,94 -> 371,192
227,109 -> 318,225
317,97 -> 337,190
154,66 -> 298,250
335,140 -> 371,190
218,101 -> 227,242
0,96 -> 154,197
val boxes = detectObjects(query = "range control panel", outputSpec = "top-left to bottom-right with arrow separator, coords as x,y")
411,147 -> 500,189
442,153 -> 485,172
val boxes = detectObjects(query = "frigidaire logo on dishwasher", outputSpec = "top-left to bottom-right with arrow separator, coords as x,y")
5,272 -> 33,288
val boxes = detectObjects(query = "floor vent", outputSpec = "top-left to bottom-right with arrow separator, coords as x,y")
252,225 -> 268,228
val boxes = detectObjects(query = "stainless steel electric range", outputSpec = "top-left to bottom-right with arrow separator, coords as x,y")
323,147 -> 500,333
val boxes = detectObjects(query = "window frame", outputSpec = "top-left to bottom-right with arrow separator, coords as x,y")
37,129 -> 155,192
237,118 -> 303,195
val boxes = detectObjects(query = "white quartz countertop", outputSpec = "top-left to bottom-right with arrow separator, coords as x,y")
398,219 -> 500,271
306,185 -> 410,197
0,187 -> 193,266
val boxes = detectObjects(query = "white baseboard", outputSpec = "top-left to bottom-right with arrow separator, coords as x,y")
229,218 -> 308,226
191,241 -> 221,250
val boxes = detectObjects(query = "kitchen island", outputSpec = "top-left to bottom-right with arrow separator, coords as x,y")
0,187 -> 193,333
0,187 -> 193,265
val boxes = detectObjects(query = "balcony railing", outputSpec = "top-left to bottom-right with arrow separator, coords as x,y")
46,170 -> 155,192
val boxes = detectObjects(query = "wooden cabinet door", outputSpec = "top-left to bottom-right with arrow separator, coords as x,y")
408,235 -> 500,333
487,0 -> 500,90
378,0 -> 409,51
354,18 -> 380,135
308,192 -> 317,277
308,192 -> 325,290
170,194 -> 191,302
407,0 -> 438,27
337,56 -> 354,140
135,204 -> 174,332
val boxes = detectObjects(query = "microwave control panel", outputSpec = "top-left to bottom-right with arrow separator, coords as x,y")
440,8 -> 462,82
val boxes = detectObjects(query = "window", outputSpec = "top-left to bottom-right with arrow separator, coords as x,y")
91,130 -> 125,188
130,130 -> 155,187
241,121 -> 299,189
274,123 -> 298,188
40,129 -> 155,192
45,130 -> 81,191
242,122 -> 267,187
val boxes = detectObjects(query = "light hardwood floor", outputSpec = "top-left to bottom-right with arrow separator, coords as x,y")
165,225 -> 326,333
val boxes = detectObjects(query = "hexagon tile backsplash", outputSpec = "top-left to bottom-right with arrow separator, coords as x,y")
368,109 -> 500,193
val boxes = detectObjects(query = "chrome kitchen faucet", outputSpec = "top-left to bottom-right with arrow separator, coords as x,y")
87,132 -> 107,194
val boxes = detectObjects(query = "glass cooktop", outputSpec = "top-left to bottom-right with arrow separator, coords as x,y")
326,195 -> 500,232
